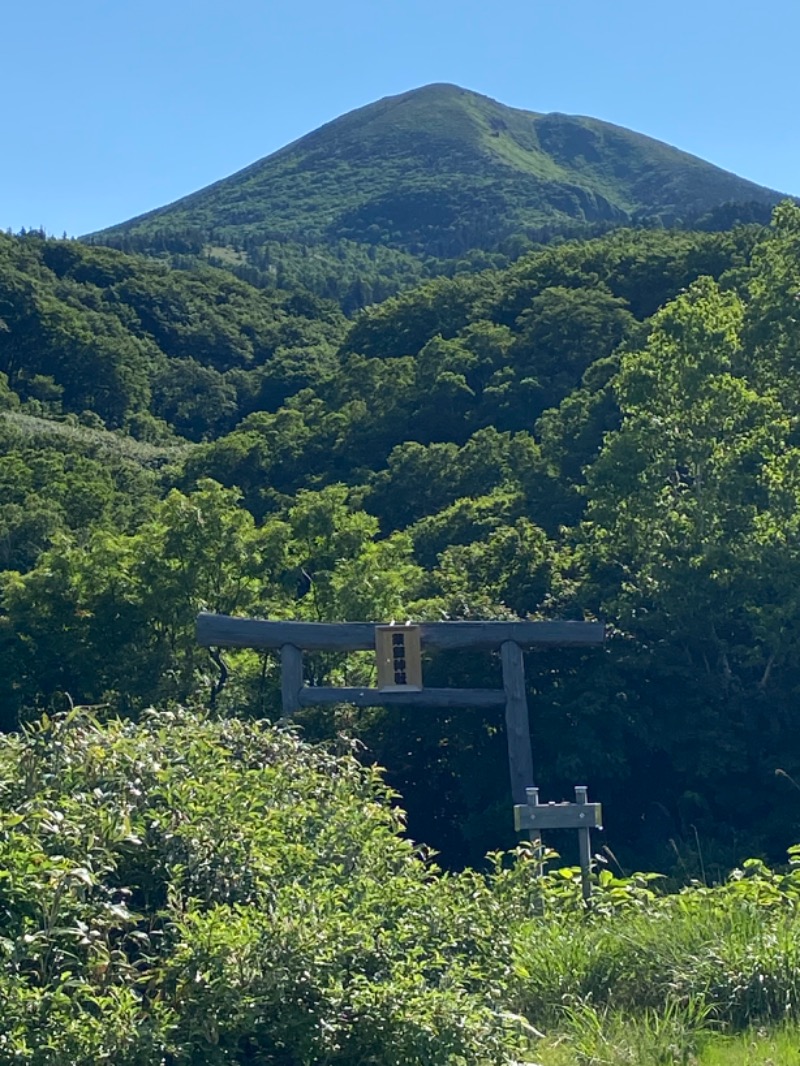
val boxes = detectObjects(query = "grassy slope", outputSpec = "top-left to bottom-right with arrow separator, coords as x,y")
88,83 -> 783,260
0,410 -> 189,466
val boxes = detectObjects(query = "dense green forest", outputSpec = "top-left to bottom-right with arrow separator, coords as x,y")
4,203 -> 800,883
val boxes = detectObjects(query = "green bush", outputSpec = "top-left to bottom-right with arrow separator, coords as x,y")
6,704 -> 800,1064
0,707 -> 528,1065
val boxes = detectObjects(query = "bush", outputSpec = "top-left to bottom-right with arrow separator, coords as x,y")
0,707 -> 528,1064
6,704 -> 800,1064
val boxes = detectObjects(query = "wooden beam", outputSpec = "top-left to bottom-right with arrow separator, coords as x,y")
197,614 -> 605,652
501,641 -> 535,808
296,686 -> 506,708
280,644 -> 303,716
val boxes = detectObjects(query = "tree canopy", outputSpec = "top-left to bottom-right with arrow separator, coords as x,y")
3,208 -> 800,872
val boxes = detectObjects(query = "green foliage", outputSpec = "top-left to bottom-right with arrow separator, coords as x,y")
0,479 -> 431,721
7,202 -> 800,875
85,84 -> 782,299
0,706 -> 529,1064
6,706 -> 800,1064
0,411 -> 167,572
0,480 -> 277,719
508,844 -> 800,1043
0,231 -> 346,438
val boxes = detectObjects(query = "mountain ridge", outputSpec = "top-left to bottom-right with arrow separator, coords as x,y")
84,83 -> 786,299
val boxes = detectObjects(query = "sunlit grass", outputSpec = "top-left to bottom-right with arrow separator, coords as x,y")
511,861 -> 800,1031
497,850 -> 800,1064
535,1023 -> 800,1066
1,410 -> 191,465
697,1026 -> 800,1065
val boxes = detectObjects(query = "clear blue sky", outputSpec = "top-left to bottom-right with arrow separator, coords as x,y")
3,0 -> 798,237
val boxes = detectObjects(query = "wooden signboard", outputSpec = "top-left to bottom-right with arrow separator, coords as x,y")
375,624 -> 423,691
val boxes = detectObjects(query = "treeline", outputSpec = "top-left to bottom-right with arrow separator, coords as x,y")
82,199 -> 776,312
84,228 -> 436,311
3,209 -> 800,872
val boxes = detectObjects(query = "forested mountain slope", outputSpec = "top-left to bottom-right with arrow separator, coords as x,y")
3,207 -> 800,873
84,83 -> 785,302
0,233 -> 346,439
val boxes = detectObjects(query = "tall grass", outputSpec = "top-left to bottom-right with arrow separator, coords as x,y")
495,849 -> 800,1062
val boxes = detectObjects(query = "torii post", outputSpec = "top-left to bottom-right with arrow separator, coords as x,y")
197,614 -> 605,821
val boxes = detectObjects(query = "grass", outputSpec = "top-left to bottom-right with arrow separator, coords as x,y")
493,851 -> 800,1064
697,1027 -> 800,1065
510,864 -> 800,1029
1,410 -> 191,466
535,1022 -> 800,1066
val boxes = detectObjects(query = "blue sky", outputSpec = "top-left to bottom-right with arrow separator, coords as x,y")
3,0 -> 798,236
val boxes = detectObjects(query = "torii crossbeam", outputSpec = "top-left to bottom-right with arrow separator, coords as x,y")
196,614 -> 605,810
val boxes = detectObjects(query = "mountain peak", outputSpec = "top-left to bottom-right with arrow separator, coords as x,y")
87,85 -> 785,261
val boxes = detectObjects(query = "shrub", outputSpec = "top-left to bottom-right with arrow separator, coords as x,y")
0,707 -> 528,1065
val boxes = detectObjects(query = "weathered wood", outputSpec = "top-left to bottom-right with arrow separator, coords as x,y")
196,614 -> 606,858
514,785 -> 602,900
575,786 -> 595,902
280,644 -> 303,716
296,686 -> 506,708
197,613 -> 605,652
501,641 -> 534,808
514,801 -> 603,831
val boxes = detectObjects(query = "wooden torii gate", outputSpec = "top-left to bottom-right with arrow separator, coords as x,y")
196,614 -> 605,813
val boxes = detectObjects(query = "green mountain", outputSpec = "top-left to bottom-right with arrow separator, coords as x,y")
87,82 -> 783,269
